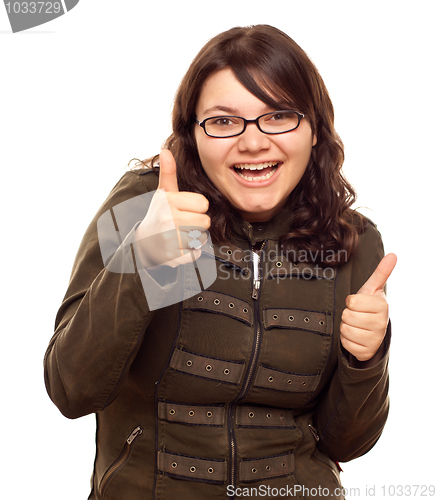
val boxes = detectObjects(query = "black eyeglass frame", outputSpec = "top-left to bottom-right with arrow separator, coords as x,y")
195,110 -> 305,138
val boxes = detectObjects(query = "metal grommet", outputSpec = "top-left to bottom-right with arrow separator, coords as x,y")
281,462 -> 286,468
288,315 -> 294,321
304,317 -> 310,323
252,468 -> 257,473
266,413 -> 271,418
242,308 -> 249,314
319,320 -> 325,326
223,368 -> 230,375
186,360 -> 193,367
266,465 -> 271,471
214,298 -> 220,305
206,411 -> 213,418
227,249 -> 232,255
302,381 -> 307,387
257,225 -> 263,231
272,314 -> 278,320
197,296 -> 204,302
287,379 -> 293,385
229,303 -> 235,308
190,466 -> 196,473
275,261 -> 283,268
248,412 -> 255,418
169,409 -> 176,415
205,364 -> 212,371
188,410 -> 195,416
242,269 -> 250,277
208,467 -> 214,474
171,462 -> 177,468
268,376 -> 274,382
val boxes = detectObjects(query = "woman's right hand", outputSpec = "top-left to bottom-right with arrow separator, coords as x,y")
134,149 -> 211,268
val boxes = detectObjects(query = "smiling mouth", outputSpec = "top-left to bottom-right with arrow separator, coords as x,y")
233,162 -> 279,182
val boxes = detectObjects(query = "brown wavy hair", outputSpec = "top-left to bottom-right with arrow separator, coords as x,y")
140,25 -> 366,265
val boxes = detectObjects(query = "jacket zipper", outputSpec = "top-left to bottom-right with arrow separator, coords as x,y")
228,241 -> 266,491
241,241 -> 265,398
228,409 -> 236,491
98,426 -> 143,498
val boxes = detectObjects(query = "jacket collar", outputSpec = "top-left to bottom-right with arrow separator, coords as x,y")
229,209 -> 292,246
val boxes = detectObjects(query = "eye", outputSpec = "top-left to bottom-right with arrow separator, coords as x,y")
269,112 -> 289,121
202,115 -> 243,137
210,117 -> 236,127
261,111 -> 300,132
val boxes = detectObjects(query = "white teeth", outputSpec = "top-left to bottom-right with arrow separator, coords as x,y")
234,162 -> 278,182
234,162 -> 277,170
236,169 -> 276,182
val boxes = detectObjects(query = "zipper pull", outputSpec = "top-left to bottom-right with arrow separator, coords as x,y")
252,247 -> 261,300
308,424 -> 319,442
127,426 -> 143,444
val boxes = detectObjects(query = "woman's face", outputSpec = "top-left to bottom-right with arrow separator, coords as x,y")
194,68 -> 316,222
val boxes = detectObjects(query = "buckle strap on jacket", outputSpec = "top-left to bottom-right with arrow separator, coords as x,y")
239,452 -> 294,482
263,308 -> 329,335
170,348 -> 246,385
157,402 -> 296,428
158,401 -> 225,426
157,450 -> 294,483
184,290 -> 253,326
157,451 -> 227,483
235,405 -> 296,428
254,366 -> 321,393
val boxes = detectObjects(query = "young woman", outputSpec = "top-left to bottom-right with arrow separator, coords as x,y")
44,25 -> 396,500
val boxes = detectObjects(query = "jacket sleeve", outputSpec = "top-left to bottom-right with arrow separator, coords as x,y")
44,170 -> 159,419
313,223 -> 391,462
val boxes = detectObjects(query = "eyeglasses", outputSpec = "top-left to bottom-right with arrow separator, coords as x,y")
196,110 -> 304,138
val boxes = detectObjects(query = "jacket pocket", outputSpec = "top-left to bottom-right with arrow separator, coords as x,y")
308,423 -> 343,497
98,426 -> 143,498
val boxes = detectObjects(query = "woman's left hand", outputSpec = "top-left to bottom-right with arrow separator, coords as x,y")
340,253 -> 397,363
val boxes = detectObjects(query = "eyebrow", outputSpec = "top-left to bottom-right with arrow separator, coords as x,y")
201,104 -> 275,117
202,105 -> 240,116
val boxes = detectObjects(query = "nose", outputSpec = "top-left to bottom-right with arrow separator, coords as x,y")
237,122 -> 271,153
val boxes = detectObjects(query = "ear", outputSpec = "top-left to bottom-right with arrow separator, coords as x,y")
312,132 -> 318,147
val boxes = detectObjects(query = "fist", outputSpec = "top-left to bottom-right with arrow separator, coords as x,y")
340,253 -> 397,363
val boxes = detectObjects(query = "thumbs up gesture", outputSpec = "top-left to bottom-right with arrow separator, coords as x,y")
340,253 -> 397,364
135,150 -> 211,268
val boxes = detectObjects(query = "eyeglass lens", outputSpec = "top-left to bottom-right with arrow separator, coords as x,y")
204,111 -> 300,137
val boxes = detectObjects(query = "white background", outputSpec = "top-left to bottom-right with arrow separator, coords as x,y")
1,1 -> 435,497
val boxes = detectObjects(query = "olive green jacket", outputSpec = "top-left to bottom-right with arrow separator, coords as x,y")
44,169 -> 390,500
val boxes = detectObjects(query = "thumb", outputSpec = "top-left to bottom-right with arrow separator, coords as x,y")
158,149 -> 179,192
357,253 -> 397,295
